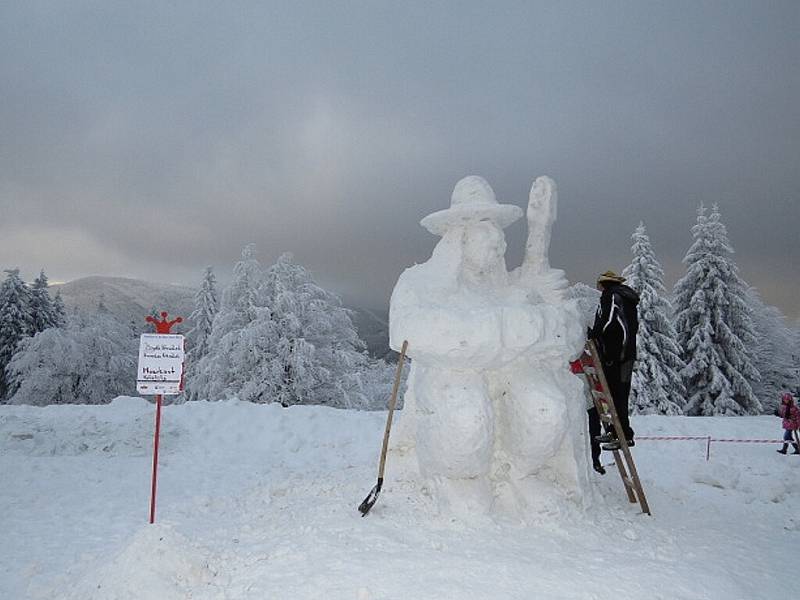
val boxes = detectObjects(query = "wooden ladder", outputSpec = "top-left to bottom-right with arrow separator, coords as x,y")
581,340 -> 651,516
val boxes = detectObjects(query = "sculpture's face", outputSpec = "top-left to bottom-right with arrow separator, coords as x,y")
462,221 -> 506,275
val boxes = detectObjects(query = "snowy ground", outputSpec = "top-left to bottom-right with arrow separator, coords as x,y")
1,399 -> 796,600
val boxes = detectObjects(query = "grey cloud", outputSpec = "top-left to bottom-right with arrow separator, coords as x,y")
1,1 -> 797,318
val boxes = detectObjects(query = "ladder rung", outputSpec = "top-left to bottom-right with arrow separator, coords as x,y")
590,389 -> 607,398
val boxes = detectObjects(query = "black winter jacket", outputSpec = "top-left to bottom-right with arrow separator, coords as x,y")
590,283 -> 640,364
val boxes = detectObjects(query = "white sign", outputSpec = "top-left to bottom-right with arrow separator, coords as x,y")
136,334 -> 185,396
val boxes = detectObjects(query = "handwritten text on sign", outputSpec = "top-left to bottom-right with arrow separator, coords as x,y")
136,334 -> 185,395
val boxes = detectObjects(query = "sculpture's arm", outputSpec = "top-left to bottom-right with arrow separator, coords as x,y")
500,301 -> 585,362
389,284 -> 503,369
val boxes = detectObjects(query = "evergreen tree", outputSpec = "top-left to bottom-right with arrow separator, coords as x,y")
210,243 -> 261,341
257,253 -> 367,407
188,251 -> 376,407
748,289 -> 798,412
6,309 -> 137,405
187,248 -> 400,409
622,222 -> 685,415
673,205 -> 761,415
0,269 -> 36,400
187,266 -> 218,363
52,291 -> 67,328
30,270 -> 58,333
187,245 -> 262,401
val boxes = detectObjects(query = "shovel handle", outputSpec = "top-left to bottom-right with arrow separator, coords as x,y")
377,340 -> 408,480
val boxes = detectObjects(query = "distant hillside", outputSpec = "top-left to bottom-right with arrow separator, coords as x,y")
50,276 -> 391,358
50,276 -> 196,332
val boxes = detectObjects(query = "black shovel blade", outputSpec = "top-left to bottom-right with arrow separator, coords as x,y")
357,478 -> 383,516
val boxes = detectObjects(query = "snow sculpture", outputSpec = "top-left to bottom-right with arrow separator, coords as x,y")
389,176 -> 589,517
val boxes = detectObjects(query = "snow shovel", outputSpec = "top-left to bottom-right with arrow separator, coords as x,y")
358,340 -> 408,516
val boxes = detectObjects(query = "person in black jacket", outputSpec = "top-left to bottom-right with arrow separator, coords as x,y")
589,270 -> 639,449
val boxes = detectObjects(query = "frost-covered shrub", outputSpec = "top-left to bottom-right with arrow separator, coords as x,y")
6,311 -> 137,405
188,248 -> 397,409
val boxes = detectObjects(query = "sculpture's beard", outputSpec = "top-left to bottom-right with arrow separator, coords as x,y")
458,222 -> 508,291
459,254 -> 507,291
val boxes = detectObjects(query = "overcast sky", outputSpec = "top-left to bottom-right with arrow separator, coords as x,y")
1,2 -> 798,319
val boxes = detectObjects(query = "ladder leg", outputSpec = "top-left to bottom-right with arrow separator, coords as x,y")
586,341 -> 652,516
612,450 -> 637,503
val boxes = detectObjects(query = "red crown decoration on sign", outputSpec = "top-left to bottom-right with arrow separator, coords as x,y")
145,311 -> 183,334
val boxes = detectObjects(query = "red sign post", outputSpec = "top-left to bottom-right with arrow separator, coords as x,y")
140,312 -> 183,524
150,391 -> 163,524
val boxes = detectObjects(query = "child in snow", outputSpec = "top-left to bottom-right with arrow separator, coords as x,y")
776,392 -> 800,455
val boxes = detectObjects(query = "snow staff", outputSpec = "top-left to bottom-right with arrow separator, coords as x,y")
776,392 -> 800,455
589,271 -> 639,450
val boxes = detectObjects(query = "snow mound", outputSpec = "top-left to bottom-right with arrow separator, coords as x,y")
0,398 -> 183,457
2,403 -> 797,599
65,524 -> 217,600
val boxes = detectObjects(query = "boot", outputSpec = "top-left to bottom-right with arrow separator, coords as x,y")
592,460 -> 606,475
777,444 -> 788,454
792,444 -> 800,455
602,439 -> 635,451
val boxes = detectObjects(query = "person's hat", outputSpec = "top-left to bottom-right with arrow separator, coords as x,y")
420,176 -> 523,236
597,270 -> 626,284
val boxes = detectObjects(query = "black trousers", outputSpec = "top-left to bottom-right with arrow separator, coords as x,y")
587,406 -> 601,464
603,360 -> 635,441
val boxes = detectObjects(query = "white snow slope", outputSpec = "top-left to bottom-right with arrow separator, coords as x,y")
1,399 -> 795,599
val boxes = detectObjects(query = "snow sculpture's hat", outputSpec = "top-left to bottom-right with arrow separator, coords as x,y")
597,270 -> 626,284
420,176 -> 523,236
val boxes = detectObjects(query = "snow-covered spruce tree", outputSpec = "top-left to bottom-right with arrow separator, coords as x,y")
52,291 -> 67,327
208,244 -> 261,343
747,289 -> 798,412
6,309 -> 138,405
187,266 -> 218,363
187,248 -> 397,408
187,245 -> 262,401
673,204 -> 761,415
251,252 -> 368,407
0,269 -> 36,400
30,270 -> 59,333
622,222 -> 685,415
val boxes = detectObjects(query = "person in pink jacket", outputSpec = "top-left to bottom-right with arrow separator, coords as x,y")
777,392 -> 800,455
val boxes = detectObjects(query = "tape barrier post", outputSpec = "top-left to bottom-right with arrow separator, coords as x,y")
706,436 -> 711,462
